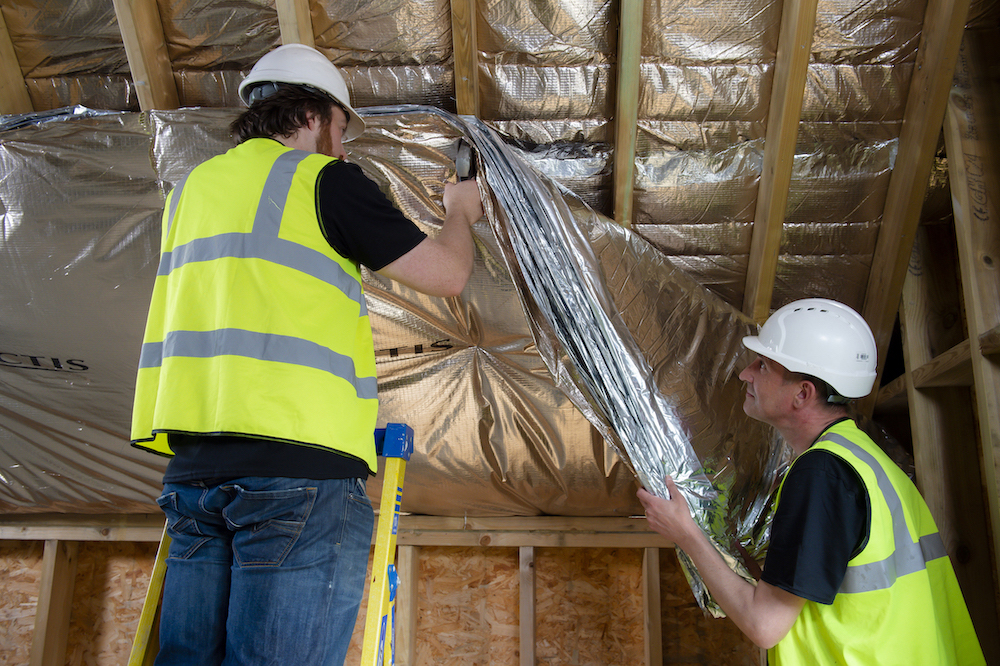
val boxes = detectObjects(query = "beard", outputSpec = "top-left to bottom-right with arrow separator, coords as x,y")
315,117 -> 333,157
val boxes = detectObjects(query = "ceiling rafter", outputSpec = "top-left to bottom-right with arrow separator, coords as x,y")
860,0 -> 972,413
743,0 -> 819,323
0,7 -> 32,115
111,0 -> 178,111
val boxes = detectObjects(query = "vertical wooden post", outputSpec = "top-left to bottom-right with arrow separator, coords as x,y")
29,540 -> 78,666
396,544 -> 419,665
519,546 -> 536,666
642,547 -> 662,666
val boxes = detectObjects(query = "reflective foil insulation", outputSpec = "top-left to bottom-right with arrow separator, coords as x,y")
1,0 -> 972,614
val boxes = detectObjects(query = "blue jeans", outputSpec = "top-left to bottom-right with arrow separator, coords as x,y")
154,476 -> 374,666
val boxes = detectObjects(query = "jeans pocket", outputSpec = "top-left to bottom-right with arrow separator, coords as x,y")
157,491 -> 213,560
225,484 -> 317,567
348,477 -> 372,509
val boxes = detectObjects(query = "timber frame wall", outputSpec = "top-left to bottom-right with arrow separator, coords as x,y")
0,513 -> 758,665
1,0 -> 999,662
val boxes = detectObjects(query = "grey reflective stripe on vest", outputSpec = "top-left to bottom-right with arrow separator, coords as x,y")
158,151 -> 365,313
138,329 -> 377,399
142,150 -> 375,400
823,433 -> 948,594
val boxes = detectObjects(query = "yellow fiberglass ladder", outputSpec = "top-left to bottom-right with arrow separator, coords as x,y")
128,423 -> 414,666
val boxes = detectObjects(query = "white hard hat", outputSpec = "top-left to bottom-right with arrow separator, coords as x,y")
238,43 -> 365,142
743,298 -> 878,398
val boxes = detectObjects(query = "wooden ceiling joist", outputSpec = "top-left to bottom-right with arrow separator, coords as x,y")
612,0 -> 643,229
0,7 -> 32,115
743,0 -> 819,323
275,0 -> 315,47
861,0 -> 972,397
111,0 -> 179,111
451,0 -> 480,117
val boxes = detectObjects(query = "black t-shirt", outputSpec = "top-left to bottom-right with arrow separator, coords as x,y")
163,158 -> 427,484
760,436 -> 871,604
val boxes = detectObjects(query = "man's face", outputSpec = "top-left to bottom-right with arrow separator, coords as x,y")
315,105 -> 350,160
737,354 -> 800,426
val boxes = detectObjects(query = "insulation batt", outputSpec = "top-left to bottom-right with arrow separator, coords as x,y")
1,105 -> 788,614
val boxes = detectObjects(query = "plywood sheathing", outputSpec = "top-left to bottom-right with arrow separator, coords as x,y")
1,540 -> 758,664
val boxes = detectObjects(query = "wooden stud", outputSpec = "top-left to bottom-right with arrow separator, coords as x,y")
396,545 -> 419,666
860,0 -> 972,402
451,0 -> 479,116
899,231 -> 999,660
519,546 -> 535,666
28,540 -> 78,666
0,7 -> 32,114
743,0 -> 819,323
275,0 -> 314,47
111,0 -> 179,111
943,32 -> 1000,653
612,0 -> 643,229
642,548 -> 661,666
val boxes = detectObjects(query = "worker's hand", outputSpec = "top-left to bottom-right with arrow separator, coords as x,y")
443,178 -> 484,227
637,476 -> 699,549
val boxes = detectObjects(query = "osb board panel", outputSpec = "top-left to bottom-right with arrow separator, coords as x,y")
415,546 -> 521,664
659,551 -> 760,664
534,547 -> 645,664
65,542 -> 157,664
0,540 -> 157,665
0,541 -> 43,665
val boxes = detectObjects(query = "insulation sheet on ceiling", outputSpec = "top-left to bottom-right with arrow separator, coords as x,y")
1,108 -> 785,596
2,104 -> 791,614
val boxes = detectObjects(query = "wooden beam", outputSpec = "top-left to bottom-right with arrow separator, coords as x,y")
275,0 -> 314,47
0,513 -> 166,542
742,0 -> 818,322
519,546 -> 536,666
899,232 -> 999,660
0,514 -> 673,548
28,540 -> 78,666
111,0 -> 179,111
642,548 -> 662,666
396,515 -> 673,548
982,325 -> 1000,356
860,0 -> 971,395
944,31 -> 1000,649
612,0 -> 643,229
395,545 -> 418,666
0,7 -> 32,114
451,0 -> 479,116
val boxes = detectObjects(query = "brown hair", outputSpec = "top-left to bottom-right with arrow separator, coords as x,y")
230,84 -> 337,144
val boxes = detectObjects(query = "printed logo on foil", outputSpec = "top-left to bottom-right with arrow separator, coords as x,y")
0,353 -> 88,372
375,338 -> 455,359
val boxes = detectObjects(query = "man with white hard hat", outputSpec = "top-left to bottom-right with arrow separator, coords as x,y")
130,43 -> 483,665
638,298 -> 984,664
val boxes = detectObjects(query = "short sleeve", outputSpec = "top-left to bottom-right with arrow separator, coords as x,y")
760,449 -> 870,604
316,161 -> 427,270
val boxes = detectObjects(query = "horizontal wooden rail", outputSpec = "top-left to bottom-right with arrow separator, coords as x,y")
0,513 -> 672,549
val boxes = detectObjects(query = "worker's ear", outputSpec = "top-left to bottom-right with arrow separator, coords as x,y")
793,377 -> 819,408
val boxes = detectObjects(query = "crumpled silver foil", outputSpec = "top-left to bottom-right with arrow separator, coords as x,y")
1,104 -> 788,614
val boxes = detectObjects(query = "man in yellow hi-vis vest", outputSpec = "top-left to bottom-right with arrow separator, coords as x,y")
638,298 -> 985,665
130,44 -> 483,665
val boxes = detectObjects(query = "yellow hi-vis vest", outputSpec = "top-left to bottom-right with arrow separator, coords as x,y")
130,138 -> 379,474
769,420 -> 984,665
